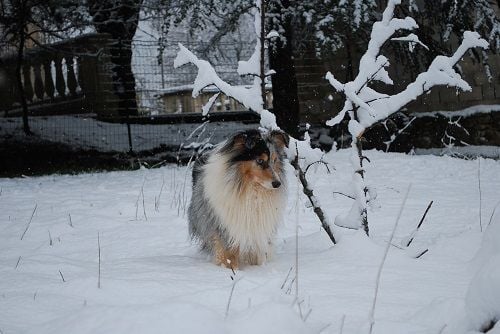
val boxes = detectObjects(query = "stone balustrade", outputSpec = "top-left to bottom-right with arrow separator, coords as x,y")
0,33 -> 117,116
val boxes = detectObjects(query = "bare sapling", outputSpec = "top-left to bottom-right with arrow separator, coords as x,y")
325,0 -> 489,235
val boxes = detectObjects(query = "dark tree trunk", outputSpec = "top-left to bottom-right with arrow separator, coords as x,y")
268,0 -> 300,138
88,0 -> 142,116
15,2 -> 32,135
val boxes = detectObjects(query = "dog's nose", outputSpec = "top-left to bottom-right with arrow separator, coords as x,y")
272,181 -> 281,188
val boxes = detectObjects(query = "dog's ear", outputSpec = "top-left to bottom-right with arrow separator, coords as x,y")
230,130 -> 261,151
231,133 -> 248,151
270,130 -> 290,149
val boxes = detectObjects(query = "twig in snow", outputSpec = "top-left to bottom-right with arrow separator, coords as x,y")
15,256 -> 21,269
20,204 -> 37,240
390,243 -> 405,250
135,178 -> 147,221
154,177 -> 165,212
150,159 -> 167,169
339,314 -> 346,334
291,143 -> 336,244
478,158 -> 483,232
48,230 -> 53,246
303,308 -> 312,322
333,192 -> 355,200
33,291 -> 37,300
295,298 -> 312,322
487,201 -> 500,227
68,213 -> 73,227
318,323 -> 331,334
286,276 -> 296,295
141,183 -> 147,221
58,270 -> 66,282
369,184 -> 412,334
225,276 -> 241,319
304,159 -> 333,175
438,324 -> 447,334
280,267 -> 293,290
406,200 -> 433,247
415,249 -> 429,259
97,232 -> 101,289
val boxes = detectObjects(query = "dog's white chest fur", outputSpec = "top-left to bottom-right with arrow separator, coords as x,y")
202,153 -> 286,256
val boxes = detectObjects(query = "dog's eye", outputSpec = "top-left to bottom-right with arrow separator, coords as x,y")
256,159 -> 264,165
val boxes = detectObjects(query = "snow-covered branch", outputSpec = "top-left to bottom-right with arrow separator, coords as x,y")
173,3 -> 278,130
325,0 -> 489,233
326,0 -> 489,131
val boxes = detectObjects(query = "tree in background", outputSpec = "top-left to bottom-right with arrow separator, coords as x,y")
87,0 -> 143,116
266,0 -> 300,137
0,0 -> 87,134
409,0 -> 499,78
302,0 -> 377,81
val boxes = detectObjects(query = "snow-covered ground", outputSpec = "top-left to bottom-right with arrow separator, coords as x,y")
1,149 -> 499,333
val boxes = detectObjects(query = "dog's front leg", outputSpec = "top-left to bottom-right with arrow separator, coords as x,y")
212,236 -> 239,270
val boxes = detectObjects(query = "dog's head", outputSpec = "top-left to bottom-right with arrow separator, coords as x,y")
221,129 -> 289,190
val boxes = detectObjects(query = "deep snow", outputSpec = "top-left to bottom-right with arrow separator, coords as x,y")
1,149 -> 499,333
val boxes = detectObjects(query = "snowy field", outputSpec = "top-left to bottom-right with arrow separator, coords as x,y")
1,149 -> 499,334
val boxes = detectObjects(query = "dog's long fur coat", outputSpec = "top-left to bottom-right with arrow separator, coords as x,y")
188,129 -> 289,268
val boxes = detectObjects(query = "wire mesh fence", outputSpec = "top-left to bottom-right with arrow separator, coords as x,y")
0,113 -> 259,153
132,39 -> 256,115
0,35 -> 262,157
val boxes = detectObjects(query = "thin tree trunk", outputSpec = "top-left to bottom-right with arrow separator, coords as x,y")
260,0 -> 266,109
353,109 -> 369,235
88,0 -> 142,116
15,5 -> 32,135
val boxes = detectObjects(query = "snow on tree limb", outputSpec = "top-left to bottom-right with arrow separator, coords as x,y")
326,1 -> 489,130
174,43 -> 263,113
237,6 -> 261,77
174,19 -> 278,130
391,33 -> 429,51
325,0 -> 489,233
365,31 -> 489,128
202,93 -> 220,116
